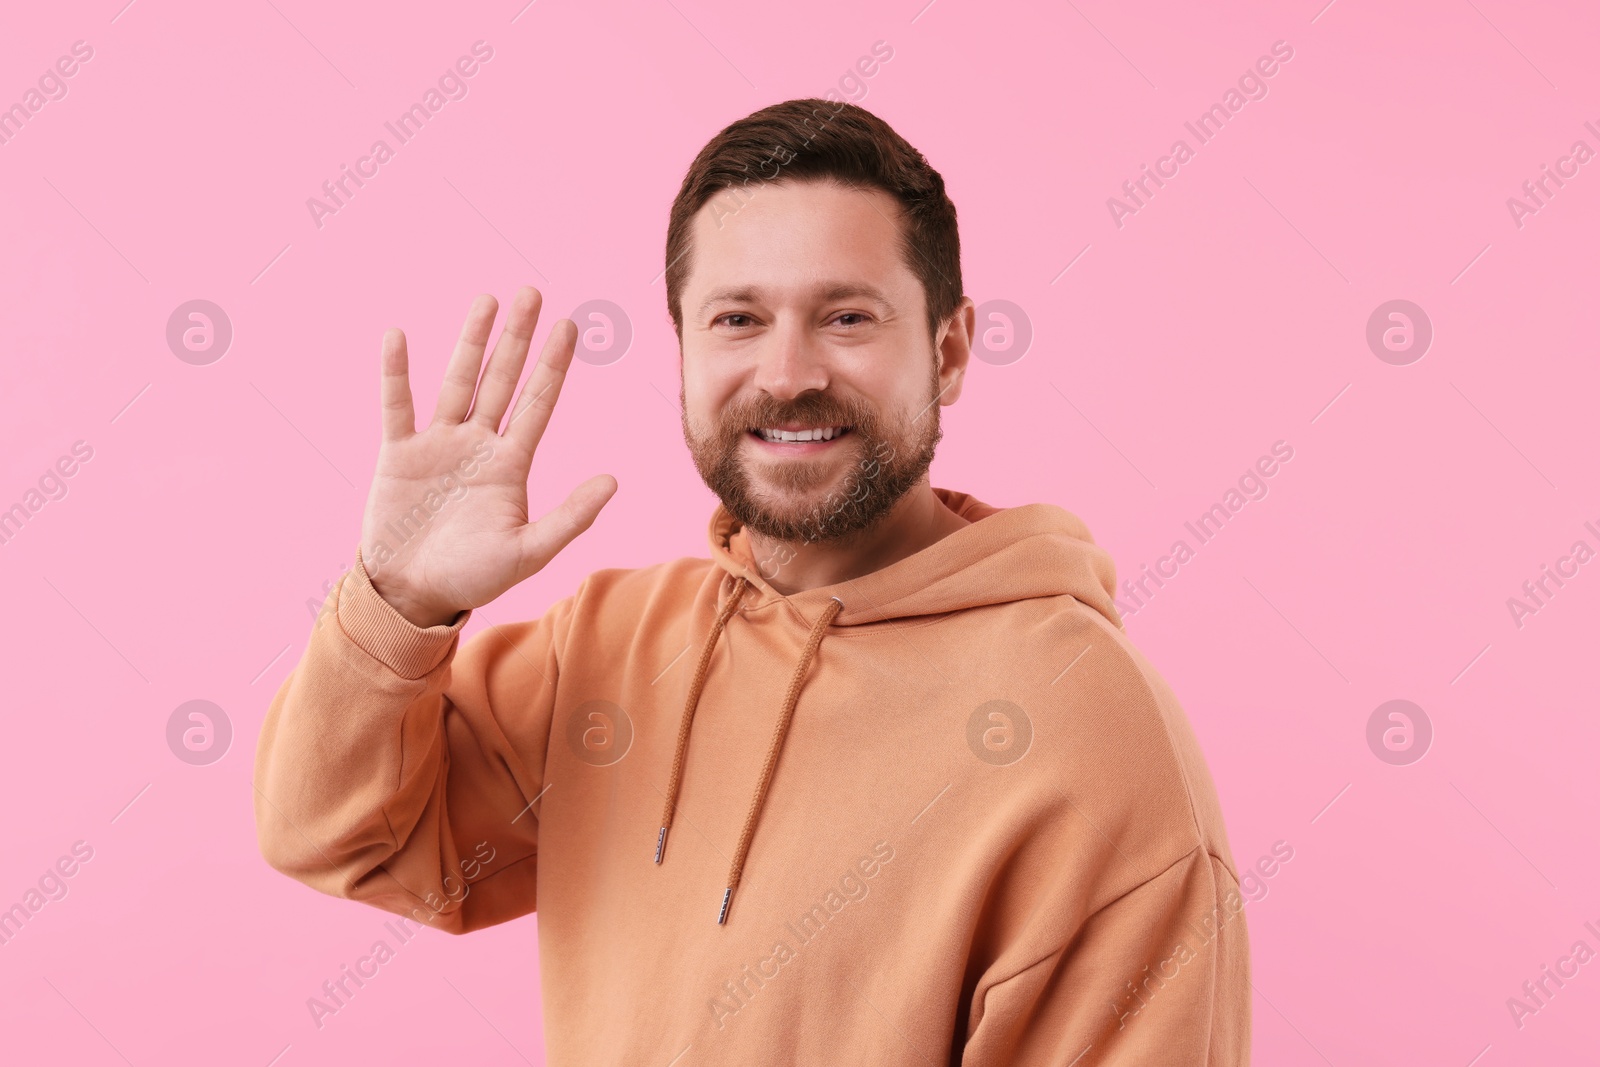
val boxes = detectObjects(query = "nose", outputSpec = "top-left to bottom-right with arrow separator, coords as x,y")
750,314 -> 830,401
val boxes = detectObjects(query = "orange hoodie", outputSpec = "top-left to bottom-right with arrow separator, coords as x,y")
254,488 -> 1251,1064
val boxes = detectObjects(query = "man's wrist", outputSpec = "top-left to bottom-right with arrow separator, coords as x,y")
338,549 -> 469,679
368,580 -> 460,629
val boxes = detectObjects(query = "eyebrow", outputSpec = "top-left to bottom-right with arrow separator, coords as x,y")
695,282 -> 897,320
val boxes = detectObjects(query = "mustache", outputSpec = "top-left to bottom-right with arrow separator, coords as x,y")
718,394 -> 879,434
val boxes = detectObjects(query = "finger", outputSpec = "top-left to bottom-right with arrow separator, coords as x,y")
504,318 -> 579,456
468,286 -> 543,432
432,293 -> 499,426
379,328 -> 415,441
513,475 -> 617,585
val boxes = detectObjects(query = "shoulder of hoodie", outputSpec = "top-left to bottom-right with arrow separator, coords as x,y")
1009,591 -> 1241,888
545,553 -> 721,648
568,552 -> 719,611
451,554 -> 715,666
446,556 -> 713,700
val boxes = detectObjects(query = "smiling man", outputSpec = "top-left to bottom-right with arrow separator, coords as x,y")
254,98 -> 1251,1064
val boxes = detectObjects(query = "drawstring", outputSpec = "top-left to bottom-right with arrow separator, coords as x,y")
719,593 -> 843,924
656,574 -> 751,866
653,573 -> 844,926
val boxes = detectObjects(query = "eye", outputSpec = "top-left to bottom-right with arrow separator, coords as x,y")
832,312 -> 870,328
713,313 -> 756,328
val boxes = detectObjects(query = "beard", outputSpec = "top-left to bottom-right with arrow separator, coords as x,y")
681,367 -> 944,545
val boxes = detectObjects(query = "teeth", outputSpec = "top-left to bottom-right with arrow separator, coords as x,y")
757,426 -> 845,443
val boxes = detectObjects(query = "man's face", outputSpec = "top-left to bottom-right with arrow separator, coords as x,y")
678,179 -> 966,544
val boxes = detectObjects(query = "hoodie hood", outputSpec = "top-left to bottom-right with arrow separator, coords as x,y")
654,487 -> 1124,924
709,486 -> 1123,631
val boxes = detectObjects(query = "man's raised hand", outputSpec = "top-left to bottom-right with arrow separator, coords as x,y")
358,286 -> 616,628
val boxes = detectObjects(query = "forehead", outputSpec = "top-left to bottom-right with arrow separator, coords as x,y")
683,179 -> 915,302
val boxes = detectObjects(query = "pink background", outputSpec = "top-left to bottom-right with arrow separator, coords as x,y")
2,0 -> 1597,1062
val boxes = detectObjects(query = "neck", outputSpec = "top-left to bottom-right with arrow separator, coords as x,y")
742,481 -> 971,594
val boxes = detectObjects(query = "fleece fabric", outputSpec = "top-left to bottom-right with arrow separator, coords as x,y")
254,487 -> 1251,1065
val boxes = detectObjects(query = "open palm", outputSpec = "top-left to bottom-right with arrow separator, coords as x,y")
359,286 -> 616,627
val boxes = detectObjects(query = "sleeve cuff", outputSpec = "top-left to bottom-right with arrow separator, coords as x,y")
335,546 -> 471,679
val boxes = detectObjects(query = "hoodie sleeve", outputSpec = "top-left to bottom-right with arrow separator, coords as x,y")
960,845 -> 1251,1065
253,547 -> 572,935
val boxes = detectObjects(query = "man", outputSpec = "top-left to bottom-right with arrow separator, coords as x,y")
255,98 -> 1251,1064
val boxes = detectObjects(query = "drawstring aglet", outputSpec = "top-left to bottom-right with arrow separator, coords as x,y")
655,826 -> 668,864
717,887 -> 734,925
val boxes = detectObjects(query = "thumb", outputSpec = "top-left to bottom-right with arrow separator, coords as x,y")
514,475 -> 618,583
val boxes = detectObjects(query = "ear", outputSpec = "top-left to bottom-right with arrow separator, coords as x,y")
933,297 -> 976,406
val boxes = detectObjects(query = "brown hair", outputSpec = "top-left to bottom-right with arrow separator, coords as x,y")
664,98 -> 962,342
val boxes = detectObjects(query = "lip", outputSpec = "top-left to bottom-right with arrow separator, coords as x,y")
746,427 -> 852,455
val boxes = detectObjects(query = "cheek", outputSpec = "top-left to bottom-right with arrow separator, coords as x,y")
860,383 -> 920,435
682,385 -> 739,439
677,366 -> 714,418
840,346 -> 928,407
